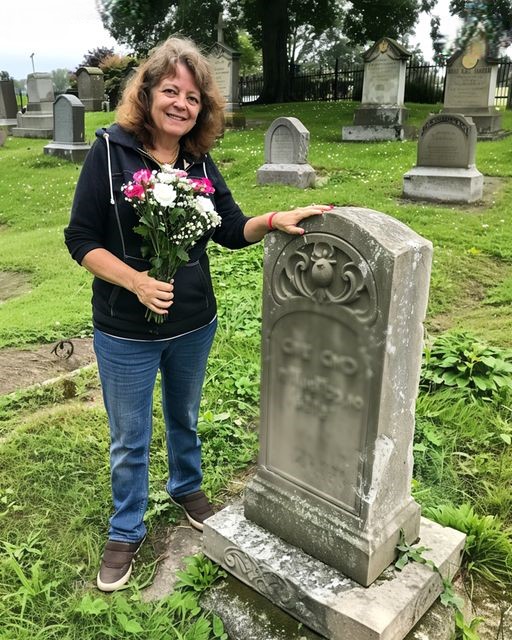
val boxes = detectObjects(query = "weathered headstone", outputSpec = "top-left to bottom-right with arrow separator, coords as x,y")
343,38 -> 413,141
442,33 -> 505,139
44,94 -> 91,162
0,79 -> 18,127
203,208 -> 466,640
12,73 -> 54,138
403,113 -> 483,203
76,67 -> 105,112
208,15 -> 245,129
257,117 -> 316,188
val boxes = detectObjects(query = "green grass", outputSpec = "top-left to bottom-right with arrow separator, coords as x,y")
1,102 -> 512,635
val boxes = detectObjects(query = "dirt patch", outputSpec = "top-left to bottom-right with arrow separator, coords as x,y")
0,271 -> 32,302
0,337 -> 96,396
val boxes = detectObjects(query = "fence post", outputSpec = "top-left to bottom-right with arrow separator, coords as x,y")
333,57 -> 339,101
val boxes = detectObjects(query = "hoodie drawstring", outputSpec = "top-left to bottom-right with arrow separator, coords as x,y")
103,132 -> 115,205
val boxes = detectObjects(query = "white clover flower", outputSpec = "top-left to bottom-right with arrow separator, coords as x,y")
153,182 -> 177,207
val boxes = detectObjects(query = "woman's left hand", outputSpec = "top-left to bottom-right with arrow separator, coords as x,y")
270,204 -> 334,235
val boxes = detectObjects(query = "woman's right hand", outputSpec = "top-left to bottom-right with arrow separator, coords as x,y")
132,271 -> 174,316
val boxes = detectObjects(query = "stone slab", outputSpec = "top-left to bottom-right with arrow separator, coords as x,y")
353,106 -> 409,127
342,125 -> 409,141
201,575 -> 455,640
203,503 -> 466,640
12,126 -> 53,139
257,163 -> 316,188
43,142 -> 91,162
402,166 -> 484,203
0,118 -> 17,128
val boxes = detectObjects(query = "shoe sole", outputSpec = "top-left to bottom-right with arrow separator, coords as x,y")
169,496 -> 205,532
96,563 -> 133,592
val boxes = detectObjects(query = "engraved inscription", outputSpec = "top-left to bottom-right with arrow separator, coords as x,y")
209,53 -> 232,99
270,125 -> 294,163
444,64 -> 493,108
273,234 -> 377,325
267,311 -> 370,514
363,54 -> 401,104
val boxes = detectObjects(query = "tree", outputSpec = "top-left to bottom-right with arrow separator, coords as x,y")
432,0 -> 512,61
1,71 -> 11,80
343,0 -> 438,46
96,0 -> 238,54
51,68 -> 72,93
80,46 -> 115,68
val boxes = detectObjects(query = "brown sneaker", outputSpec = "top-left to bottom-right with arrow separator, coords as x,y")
96,539 -> 144,592
171,490 -> 214,531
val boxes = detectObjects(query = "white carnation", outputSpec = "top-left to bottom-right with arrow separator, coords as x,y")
195,196 -> 215,214
153,183 -> 177,207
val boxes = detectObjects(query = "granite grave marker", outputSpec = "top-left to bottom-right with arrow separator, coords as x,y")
76,67 -> 105,112
44,94 -> 91,162
343,38 -> 413,141
12,73 -> 54,138
203,208 -> 466,640
257,117 -> 316,188
403,113 -> 483,202
443,33 -> 505,139
0,79 -> 18,127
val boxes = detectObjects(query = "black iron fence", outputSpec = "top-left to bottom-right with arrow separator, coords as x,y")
240,59 -> 512,107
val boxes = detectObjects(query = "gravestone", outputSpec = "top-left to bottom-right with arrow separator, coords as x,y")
76,67 -> 105,112
208,14 -> 245,128
44,94 -> 91,162
203,208 -> 466,640
403,113 -> 483,203
257,117 -> 316,188
0,79 -> 18,127
343,38 -> 413,141
0,128 -> 6,147
12,73 -> 54,138
442,34 -> 505,139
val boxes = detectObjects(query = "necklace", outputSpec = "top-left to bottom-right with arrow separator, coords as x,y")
144,145 -> 180,166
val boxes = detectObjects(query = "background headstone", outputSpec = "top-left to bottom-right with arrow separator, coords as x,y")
76,67 -> 105,112
403,113 -> 483,203
343,37 -> 414,141
257,117 -> 316,188
0,128 -> 6,147
12,73 -> 54,138
44,94 -> 91,162
442,33 -> 505,139
208,21 -> 246,129
203,208 -> 465,640
0,80 -> 18,127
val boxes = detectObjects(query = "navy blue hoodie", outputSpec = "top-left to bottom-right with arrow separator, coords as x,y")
64,124 -> 253,340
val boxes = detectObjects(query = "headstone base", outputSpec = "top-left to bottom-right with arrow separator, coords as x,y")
203,503 -> 465,640
12,112 -> 53,139
342,124 -> 415,141
353,105 -> 409,126
43,142 -> 91,162
81,98 -> 104,112
257,163 -> 316,188
442,107 -> 502,137
224,110 -> 246,128
0,118 -> 17,128
201,574 -> 456,640
402,166 -> 484,203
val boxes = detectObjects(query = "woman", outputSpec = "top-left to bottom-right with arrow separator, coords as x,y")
65,36 -> 330,592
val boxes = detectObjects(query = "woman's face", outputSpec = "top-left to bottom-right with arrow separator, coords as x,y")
150,62 -> 202,145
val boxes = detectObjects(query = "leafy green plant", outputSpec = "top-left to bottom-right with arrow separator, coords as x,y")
175,554 -> 227,593
421,331 -> 512,398
424,503 -> 512,588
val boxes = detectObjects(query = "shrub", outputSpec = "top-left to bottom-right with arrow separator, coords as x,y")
421,331 -> 512,398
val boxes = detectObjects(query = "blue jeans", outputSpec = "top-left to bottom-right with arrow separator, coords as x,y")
93,319 -> 217,543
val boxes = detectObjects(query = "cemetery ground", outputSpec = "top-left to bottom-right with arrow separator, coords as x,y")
0,102 -> 511,639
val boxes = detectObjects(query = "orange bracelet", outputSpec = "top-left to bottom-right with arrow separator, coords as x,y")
267,212 -> 278,230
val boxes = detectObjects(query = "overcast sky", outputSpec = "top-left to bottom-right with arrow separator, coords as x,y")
1,0 -> 462,80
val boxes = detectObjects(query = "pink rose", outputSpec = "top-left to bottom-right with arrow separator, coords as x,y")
133,169 -> 153,184
190,177 -> 215,195
123,182 -> 145,200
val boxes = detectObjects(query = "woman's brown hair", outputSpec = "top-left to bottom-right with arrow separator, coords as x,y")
116,37 -> 225,158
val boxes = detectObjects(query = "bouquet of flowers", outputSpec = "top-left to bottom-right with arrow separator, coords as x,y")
122,165 -> 221,323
